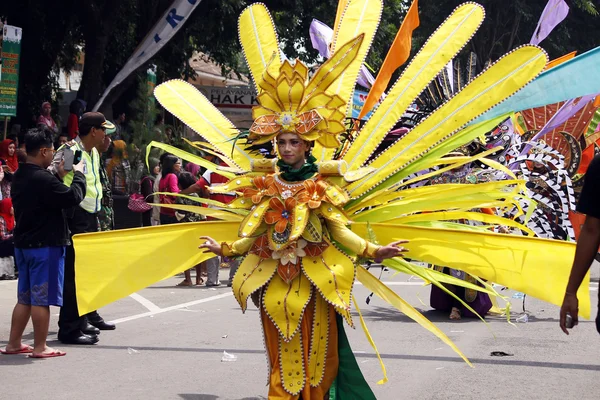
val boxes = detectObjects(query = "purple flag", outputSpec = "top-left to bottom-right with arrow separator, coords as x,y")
520,93 -> 597,155
530,0 -> 570,46
309,19 -> 375,89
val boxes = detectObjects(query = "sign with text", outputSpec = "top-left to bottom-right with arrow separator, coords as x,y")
0,25 -> 22,117
197,85 -> 257,126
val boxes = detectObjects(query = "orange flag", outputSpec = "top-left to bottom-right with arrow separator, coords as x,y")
544,51 -> 577,71
358,0 -> 420,120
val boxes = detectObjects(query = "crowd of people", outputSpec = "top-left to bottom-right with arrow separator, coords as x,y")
0,99 -> 237,357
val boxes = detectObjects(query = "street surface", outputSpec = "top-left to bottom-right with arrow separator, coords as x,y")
1,265 -> 599,400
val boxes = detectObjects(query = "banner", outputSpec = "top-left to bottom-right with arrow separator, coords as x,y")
93,0 -> 203,111
0,25 -> 22,117
351,89 -> 378,120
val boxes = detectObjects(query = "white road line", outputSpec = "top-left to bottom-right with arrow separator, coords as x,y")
110,292 -> 233,324
129,293 -> 161,313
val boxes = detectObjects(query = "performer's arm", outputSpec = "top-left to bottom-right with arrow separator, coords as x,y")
199,236 -> 255,257
326,219 -> 408,261
327,219 -> 381,258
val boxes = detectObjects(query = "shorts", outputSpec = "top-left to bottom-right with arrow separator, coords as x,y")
16,247 -> 66,307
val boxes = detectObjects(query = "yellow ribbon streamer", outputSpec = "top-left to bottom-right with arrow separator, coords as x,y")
356,267 -> 473,367
352,294 -> 389,384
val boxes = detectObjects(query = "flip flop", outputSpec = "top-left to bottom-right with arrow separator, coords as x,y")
0,345 -> 34,355
28,351 -> 66,359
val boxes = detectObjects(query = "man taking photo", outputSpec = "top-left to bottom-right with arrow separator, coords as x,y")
1,129 -> 86,358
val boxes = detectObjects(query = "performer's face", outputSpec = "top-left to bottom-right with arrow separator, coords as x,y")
276,133 -> 310,169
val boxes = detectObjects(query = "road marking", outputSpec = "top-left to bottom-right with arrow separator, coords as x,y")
129,293 -> 161,312
110,292 -> 233,325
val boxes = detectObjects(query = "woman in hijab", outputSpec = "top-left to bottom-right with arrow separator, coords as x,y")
107,140 -> 131,195
37,102 -> 58,135
0,139 -> 18,199
0,198 -> 15,280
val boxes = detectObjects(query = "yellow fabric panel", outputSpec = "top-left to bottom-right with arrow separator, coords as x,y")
153,80 -> 254,171
351,223 -> 591,318
357,266 -> 473,367
343,3 -> 484,170
264,273 -> 313,340
279,332 -> 305,395
348,46 -> 547,197
308,293 -> 329,387
238,3 -> 282,93
302,239 -> 355,310
74,222 -> 240,315
232,255 -> 278,312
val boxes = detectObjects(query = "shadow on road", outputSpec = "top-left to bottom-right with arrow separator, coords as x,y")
57,344 -> 600,371
179,395 -> 266,400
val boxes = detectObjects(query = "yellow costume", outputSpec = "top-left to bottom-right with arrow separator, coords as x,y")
72,2 -> 590,399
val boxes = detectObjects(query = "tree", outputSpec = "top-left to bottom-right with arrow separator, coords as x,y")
413,0 -> 599,67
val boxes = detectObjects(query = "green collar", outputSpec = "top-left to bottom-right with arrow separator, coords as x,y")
277,155 -> 318,182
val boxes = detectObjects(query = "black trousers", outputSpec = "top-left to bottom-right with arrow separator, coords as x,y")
58,207 -> 98,337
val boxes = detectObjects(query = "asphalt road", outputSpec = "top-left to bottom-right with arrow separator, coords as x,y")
1,265 -> 598,400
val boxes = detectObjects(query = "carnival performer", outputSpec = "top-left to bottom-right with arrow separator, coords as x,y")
200,131 -> 408,398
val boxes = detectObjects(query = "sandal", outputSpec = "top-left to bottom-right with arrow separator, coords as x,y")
176,280 -> 193,287
449,307 -> 462,320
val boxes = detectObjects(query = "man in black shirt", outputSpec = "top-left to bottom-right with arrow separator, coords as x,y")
560,154 -> 600,335
0,129 -> 87,358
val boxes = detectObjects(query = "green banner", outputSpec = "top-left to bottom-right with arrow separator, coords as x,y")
0,25 -> 22,117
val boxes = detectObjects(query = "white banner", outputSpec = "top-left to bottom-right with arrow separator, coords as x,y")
93,0 -> 203,111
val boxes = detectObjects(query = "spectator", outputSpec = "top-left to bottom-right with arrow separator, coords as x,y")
37,101 -> 58,135
55,132 -> 69,149
0,198 -> 15,280
158,154 -> 181,225
106,140 -> 131,195
97,129 -> 115,232
113,112 -> 126,141
52,112 -> 116,345
0,139 -> 19,199
175,171 -> 205,287
141,157 -> 160,227
0,138 -> 19,172
151,153 -> 170,226
185,162 -> 201,178
180,155 -> 236,287
1,128 -> 86,358
67,100 -> 84,140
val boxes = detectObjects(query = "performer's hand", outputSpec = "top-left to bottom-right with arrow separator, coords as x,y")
199,236 -> 222,256
559,292 -> 579,335
375,240 -> 409,261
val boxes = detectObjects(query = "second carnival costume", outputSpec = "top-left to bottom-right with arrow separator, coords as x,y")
72,1 -> 591,399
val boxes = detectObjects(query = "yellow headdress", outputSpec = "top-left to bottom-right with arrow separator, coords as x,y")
249,35 -> 364,148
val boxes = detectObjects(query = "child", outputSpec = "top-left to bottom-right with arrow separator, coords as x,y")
175,172 -> 205,287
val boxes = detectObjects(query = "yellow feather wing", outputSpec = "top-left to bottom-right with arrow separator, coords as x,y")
347,46 -> 548,197
343,3 -> 485,170
238,3 -> 282,92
